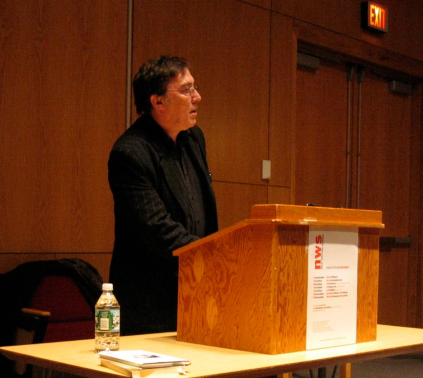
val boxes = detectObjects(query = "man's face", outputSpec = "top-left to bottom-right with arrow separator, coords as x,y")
160,69 -> 201,137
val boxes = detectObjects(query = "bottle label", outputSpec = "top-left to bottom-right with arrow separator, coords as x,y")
95,309 -> 120,331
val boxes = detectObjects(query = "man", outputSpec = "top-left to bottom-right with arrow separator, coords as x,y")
108,56 -> 218,336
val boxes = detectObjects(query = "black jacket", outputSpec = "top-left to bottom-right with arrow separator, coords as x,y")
108,115 -> 218,335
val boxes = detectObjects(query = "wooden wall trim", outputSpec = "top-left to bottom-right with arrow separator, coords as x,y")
269,13 -> 297,196
293,19 -> 423,80
420,89 -> 423,327
413,84 -> 423,328
406,83 -> 421,326
126,0 -> 134,130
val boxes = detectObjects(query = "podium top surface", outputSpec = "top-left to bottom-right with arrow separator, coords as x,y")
250,204 -> 384,228
173,204 -> 383,257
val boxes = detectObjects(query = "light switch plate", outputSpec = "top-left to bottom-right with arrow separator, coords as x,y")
262,160 -> 271,180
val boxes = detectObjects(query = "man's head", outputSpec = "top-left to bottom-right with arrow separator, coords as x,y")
133,56 -> 189,116
133,56 -> 201,141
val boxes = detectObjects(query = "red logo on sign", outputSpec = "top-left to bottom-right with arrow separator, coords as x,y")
315,235 -> 323,269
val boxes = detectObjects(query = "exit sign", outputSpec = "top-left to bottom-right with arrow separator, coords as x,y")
361,2 -> 388,33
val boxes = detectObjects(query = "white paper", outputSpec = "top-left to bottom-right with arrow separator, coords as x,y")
99,350 -> 190,369
306,226 -> 358,350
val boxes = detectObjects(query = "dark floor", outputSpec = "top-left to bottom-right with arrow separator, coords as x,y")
293,353 -> 423,378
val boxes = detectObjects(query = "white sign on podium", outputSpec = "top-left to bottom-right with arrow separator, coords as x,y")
306,226 -> 359,350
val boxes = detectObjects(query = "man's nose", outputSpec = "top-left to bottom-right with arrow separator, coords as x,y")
192,88 -> 201,102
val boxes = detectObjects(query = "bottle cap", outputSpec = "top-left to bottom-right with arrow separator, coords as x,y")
102,283 -> 113,291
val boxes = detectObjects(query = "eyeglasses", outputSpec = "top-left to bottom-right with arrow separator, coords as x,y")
166,85 -> 199,97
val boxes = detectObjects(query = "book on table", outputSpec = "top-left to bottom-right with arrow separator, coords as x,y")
99,349 -> 191,369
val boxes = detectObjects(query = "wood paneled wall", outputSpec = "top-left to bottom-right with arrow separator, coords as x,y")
0,0 -> 128,281
130,0 -> 278,229
1,0 -> 423,326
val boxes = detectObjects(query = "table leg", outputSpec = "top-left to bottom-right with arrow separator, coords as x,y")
340,363 -> 351,378
317,367 -> 326,378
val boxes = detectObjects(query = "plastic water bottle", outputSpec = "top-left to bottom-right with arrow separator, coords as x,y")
95,283 -> 120,352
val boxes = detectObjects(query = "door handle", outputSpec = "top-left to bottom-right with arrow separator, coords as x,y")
380,236 -> 413,251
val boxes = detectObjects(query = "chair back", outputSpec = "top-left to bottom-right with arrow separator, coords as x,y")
29,275 -> 96,342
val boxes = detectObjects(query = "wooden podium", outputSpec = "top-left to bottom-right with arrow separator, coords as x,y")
173,204 -> 384,354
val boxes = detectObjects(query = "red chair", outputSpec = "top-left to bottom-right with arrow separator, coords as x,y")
1,259 -> 102,378
28,275 -> 96,342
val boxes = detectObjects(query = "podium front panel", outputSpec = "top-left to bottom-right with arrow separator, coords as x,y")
175,206 -> 381,354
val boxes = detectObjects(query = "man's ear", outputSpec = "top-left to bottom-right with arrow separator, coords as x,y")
150,94 -> 164,109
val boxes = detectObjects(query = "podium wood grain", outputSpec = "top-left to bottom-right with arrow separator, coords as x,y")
174,205 -> 383,354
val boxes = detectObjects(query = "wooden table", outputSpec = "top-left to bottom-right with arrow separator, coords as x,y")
2,325 -> 423,378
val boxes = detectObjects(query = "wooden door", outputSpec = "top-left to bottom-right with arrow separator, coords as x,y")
295,59 -> 349,208
358,72 -> 413,326
295,55 -> 417,326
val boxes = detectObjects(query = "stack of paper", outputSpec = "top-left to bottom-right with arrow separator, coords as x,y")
99,350 -> 190,377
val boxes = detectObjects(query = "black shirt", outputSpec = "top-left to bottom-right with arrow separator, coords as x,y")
173,131 -> 208,238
